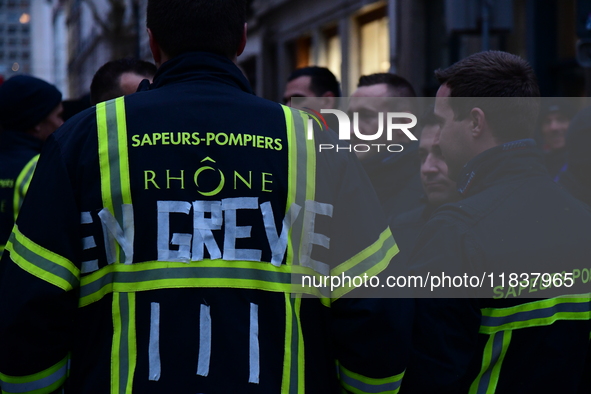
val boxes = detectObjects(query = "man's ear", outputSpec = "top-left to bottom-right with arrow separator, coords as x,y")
470,107 -> 487,138
148,28 -> 162,66
237,23 -> 247,57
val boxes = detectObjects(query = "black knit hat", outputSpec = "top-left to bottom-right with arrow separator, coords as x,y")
0,75 -> 62,131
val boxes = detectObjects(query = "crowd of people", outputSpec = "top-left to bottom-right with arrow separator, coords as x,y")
0,0 -> 589,393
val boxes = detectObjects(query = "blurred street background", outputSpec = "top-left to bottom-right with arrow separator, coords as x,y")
1,0 -> 590,100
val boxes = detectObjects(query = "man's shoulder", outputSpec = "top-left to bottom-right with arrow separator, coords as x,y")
53,105 -> 97,143
428,200 -> 476,225
390,204 -> 427,229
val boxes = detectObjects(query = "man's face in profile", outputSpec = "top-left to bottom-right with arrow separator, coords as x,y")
284,76 -> 336,112
348,83 -> 414,160
540,111 -> 569,151
418,123 -> 458,207
283,76 -> 315,109
35,103 -> 64,141
434,84 -> 473,181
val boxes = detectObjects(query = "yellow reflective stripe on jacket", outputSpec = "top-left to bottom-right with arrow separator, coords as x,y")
479,295 -> 591,334
97,97 -> 133,265
0,354 -> 69,394
13,154 -> 39,221
337,362 -> 404,394
5,225 -> 79,291
469,330 -> 512,394
282,104 -> 299,266
331,228 -> 399,299
97,97 -> 133,214
96,97 -> 136,394
281,294 -> 305,394
112,292 -> 136,394
280,106 -> 316,393
79,260 -> 330,307
0,244 -> 5,259
281,105 -> 316,267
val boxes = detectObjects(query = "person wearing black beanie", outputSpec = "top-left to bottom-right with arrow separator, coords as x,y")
0,75 -> 63,257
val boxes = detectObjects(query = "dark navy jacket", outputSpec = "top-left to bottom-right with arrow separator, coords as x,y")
0,131 -> 42,255
0,52 -> 405,394
402,140 -> 591,393
360,142 -> 424,222
388,201 -> 436,270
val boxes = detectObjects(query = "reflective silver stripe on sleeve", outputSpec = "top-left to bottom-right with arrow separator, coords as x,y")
197,304 -> 211,377
148,302 -> 161,381
249,302 -> 260,384
481,300 -> 591,329
339,373 -> 402,394
1,360 -> 68,393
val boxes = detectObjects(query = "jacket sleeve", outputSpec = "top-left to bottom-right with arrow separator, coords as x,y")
400,213 -> 481,393
0,134 -> 81,394
319,142 -> 411,394
12,154 -> 39,221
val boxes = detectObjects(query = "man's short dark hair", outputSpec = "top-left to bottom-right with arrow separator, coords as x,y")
90,58 -> 157,105
287,67 -> 341,97
434,50 -> 540,143
358,73 -> 417,98
147,0 -> 246,59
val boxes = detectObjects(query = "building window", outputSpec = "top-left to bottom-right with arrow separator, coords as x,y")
325,26 -> 341,82
358,7 -> 390,76
7,12 -> 19,23
21,51 -> 29,59
294,36 -> 311,69
7,25 -> 17,34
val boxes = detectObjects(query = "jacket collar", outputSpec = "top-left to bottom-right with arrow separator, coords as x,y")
456,139 -> 545,197
150,51 -> 253,95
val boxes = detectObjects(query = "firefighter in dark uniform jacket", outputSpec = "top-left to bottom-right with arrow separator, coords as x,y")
0,1 -> 407,393
347,73 -> 424,222
402,51 -> 591,393
0,75 -> 63,258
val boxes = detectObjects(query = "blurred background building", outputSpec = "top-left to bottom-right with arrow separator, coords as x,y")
0,0 -> 149,98
242,0 -> 584,98
0,0 -> 588,99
